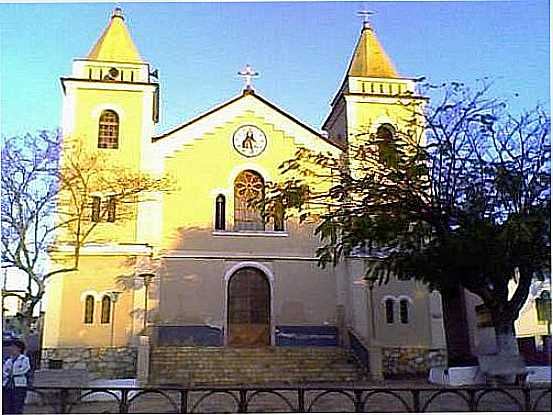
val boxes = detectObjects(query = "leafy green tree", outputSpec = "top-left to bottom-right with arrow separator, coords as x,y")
265,81 -> 550,358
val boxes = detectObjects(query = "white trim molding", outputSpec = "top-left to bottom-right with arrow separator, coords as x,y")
98,290 -> 117,300
80,290 -> 100,302
52,243 -> 153,256
91,104 -> 126,121
212,231 -> 288,237
63,79 -> 157,93
61,87 -> 76,136
161,251 -> 315,261
228,163 -> 271,189
398,295 -> 414,304
223,261 -> 275,283
381,295 -> 398,304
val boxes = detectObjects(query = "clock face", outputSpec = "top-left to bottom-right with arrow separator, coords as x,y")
232,125 -> 267,157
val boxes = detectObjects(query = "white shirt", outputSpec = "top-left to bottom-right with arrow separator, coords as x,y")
2,354 -> 31,387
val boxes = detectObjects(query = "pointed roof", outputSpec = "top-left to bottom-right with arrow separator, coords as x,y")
152,89 -> 343,149
87,7 -> 143,63
347,23 -> 398,78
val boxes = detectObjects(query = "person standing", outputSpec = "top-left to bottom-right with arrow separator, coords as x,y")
2,340 -> 30,414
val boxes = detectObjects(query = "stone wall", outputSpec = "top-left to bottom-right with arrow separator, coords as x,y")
41,347 -> 137,379
382,347 -> 447,377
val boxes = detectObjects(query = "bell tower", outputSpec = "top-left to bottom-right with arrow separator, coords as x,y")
322,17 -> 424,150
60,7 -> 159,171
58,7 -> 160,245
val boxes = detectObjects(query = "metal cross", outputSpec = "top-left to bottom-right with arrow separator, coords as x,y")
238,64 -> 259,91
357,9 -> 375,28
112,3 -> 124,19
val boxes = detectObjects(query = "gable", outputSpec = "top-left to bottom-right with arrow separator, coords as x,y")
151,91 -> 343,163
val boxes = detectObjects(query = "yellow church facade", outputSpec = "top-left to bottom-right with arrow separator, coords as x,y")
42,8 -> 447,380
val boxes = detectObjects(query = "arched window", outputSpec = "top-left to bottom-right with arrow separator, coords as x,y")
101,295 -> 111,324
273,200 -> 285,232
376,124 -> 398,168
98,110 -> 119,149
536,290 -> 551,323
234,170 -> 265,231
91,196 -> 101,222
84,295 -> 95,324
385,299 -> 394,324
376,124 -> 395,143
215,194 -> 226,230
400,299 -> 409,324
106,196 -> 117,223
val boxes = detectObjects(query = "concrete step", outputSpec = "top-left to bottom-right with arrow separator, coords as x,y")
149,347 -> 367,385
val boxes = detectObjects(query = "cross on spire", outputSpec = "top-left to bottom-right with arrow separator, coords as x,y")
357,9 -> 375,29
112,3 -> 124,20
238,64 -> 259,91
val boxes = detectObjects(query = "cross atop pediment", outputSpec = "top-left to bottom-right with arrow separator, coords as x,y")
238,64 -> 259,91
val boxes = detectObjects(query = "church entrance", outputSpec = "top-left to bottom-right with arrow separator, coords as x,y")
227,267 -> 271,347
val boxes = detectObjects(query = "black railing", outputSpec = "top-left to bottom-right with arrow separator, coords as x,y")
25,384 -> 551,413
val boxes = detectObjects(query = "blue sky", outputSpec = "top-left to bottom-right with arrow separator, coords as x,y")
0,1 -> 550,138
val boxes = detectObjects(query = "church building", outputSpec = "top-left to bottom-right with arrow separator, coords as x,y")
42,8 -> 447,383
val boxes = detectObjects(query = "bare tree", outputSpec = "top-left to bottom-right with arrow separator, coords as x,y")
1,131 -> 172,333
2,131 -> 60,332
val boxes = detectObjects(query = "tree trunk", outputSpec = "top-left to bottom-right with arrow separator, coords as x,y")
441,284 -> 478,366
16,299 -> 40,337
16,310 -> 33,337
494,319 -> 519,356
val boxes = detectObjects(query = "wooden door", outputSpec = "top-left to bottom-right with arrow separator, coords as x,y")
228,268 -> 270,346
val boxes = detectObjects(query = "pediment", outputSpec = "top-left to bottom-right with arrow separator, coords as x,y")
152,92 -> 343,159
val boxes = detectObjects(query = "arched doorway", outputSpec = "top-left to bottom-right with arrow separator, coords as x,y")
227,267 -> 271,347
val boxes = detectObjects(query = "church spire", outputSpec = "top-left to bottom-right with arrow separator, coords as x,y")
87,7 -> 144,63
323,13 -> 421,146
346,19 -> 398,78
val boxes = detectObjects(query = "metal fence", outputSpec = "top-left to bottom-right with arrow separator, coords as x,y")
24,384 -> 552,413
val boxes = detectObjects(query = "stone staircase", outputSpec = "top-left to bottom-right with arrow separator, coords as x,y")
149,347 -> 367,385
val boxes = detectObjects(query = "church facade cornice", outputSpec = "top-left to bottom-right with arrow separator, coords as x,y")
60,77 -> 158,94
49,243 -> 154,256
160,250 -> 320,262
342,92 -> 429,103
